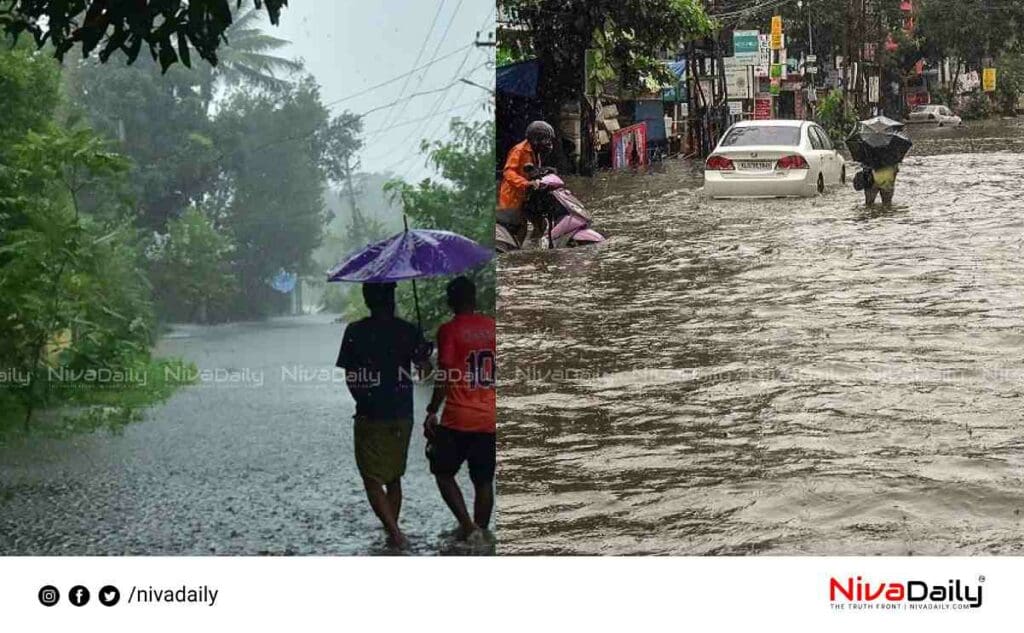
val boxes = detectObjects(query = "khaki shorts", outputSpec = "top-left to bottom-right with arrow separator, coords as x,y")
353,417 -> 413,484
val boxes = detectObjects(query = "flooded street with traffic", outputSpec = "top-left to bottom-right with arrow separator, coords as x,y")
497,119 -> 1024,555
0,315 -> 482,556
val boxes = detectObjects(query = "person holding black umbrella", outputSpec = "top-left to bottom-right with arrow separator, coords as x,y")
846,116 -> 913,208
864,163 -> 899,207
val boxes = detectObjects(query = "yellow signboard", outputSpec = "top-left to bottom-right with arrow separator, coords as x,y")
771,15 -> 782,35
770,33 -> 783,50
983,68 -> 996,92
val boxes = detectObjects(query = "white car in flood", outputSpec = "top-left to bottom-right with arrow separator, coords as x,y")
704,120 -> 846,198
908,104 -> 962,126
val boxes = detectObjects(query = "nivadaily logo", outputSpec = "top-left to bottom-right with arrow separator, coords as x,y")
829,575 -> 984,611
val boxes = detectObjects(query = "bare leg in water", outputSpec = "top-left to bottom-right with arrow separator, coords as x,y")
472,479 -> 494,530
434,474 -> 478,538
363,477 -> 409,549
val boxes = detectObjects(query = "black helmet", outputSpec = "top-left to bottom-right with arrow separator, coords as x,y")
525,120 -> 555,141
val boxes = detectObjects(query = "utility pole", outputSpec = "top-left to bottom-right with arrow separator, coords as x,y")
806,0 -> 813,58
686,40 -> 697,157
343,153 -> 365,242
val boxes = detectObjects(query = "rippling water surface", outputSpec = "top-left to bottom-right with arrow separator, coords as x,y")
0,315 -> 484,555
497,119 -> 1024,555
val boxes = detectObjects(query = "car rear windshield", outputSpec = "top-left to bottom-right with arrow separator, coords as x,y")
721,126 -> 801,146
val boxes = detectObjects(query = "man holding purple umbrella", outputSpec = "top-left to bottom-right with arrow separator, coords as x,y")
327,222 -> 494,548
336,282 -> 429,549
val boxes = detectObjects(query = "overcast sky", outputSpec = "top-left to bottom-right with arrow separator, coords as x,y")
270,0 -> 495,182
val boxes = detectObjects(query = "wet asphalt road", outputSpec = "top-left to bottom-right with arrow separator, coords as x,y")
497,118 -> 1024,555
0,314 -> 481,555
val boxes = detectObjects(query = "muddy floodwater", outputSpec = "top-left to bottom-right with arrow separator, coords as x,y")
497,118 -> 1024,555
0,314 -> 482,555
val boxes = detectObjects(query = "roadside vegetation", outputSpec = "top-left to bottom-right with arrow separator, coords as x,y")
1,2 -> 493,438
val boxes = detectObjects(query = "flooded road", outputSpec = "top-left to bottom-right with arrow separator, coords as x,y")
497,118 -> 1024,555
0,314 -> 481,555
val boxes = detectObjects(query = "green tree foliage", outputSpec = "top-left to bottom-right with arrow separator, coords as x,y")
960,90 -> 995,120
67,15 -> 351,321
213,79 -> 361,319
994,53 -> 1024,115
917,1 -> 1024,70
147,207 -> 238,323
384,118 -> 496,333
0,41 -> 60,148
816,89 -> 857,148
0,46 -> 156,429
500,0 -> 711,114
194,1 -> 303,107
0,0 -> 287,70
67,53 -> 219,230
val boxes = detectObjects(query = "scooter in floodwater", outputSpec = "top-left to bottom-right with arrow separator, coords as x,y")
495,167 -> 605,253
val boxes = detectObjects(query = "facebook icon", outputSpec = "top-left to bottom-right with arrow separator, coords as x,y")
69,585 -> 90,607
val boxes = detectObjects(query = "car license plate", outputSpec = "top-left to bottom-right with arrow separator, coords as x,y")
738,160 -> 773,171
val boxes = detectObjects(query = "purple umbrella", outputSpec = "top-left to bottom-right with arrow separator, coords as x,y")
326,219 -> 492,328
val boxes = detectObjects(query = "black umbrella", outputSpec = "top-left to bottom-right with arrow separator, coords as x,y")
845,121 -> 913,169
860,115 -> 905,133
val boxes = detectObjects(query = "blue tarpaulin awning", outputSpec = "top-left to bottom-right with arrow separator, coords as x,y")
497,59 -> 540,99
665,59 -> 687,80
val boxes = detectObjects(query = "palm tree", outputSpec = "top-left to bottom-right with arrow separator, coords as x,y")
197,1 -> 304,107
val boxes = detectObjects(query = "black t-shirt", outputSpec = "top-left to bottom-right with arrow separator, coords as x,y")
336,316 -> 423,421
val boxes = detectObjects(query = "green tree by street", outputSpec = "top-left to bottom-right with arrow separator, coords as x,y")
499,0 -> 712,170
0,44 -> 169,431
67,54 -> 220,230
213,79 -> 362,319
147,207 -> 238,323
385,118 -> 496,332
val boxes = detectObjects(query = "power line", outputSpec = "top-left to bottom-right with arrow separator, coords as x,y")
360,7 -> 494,177
397,7 -> 495,180
363,99 -> 490,141
358,59 -> 493,158
322,43 -> 473,110
379,0 -> 465,147
376,0 -> 448,132
372,99 -> 491,175
356,76 -> 472,120
712,0 -> 797,21
358,65 -> 491,173
398,58 -> 491,181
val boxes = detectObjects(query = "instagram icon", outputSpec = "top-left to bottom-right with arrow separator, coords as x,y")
38,585 -> 59,607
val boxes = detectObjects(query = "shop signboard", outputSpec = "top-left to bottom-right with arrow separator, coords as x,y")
733,30 -> 759,64
723,56 -> 752,99
611,122 -> 648,169
983,68 -> 997,92
754,96 -> 773,119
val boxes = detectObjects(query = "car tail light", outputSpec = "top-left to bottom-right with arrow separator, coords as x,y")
706,155 -> 734,171
776,154 -> 809,169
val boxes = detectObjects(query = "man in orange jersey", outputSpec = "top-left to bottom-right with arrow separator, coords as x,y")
424,276 -> 496,539
497,120 -> 555,245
